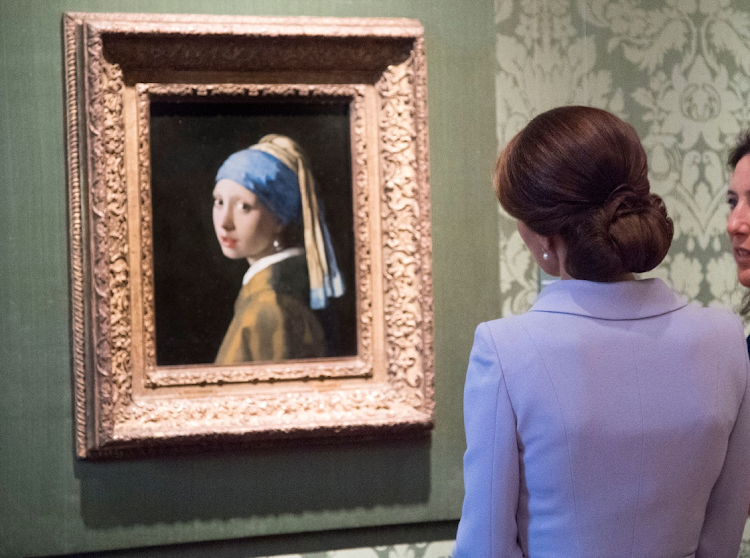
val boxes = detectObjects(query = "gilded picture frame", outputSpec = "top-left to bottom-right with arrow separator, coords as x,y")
63,12 -> 434,458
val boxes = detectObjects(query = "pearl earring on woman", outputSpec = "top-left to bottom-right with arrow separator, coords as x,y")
542,252 -> 550,261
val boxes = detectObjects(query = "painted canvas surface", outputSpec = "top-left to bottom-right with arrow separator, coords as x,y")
149,100 -> 357,366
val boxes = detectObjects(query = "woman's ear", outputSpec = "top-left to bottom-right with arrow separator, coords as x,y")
517,221 -> 567,278
542,235 -> 569,279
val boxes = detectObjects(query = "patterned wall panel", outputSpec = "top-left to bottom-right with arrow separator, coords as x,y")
495,0 -> 750,316
261,540 -> 454,558
494,2 -> 750,553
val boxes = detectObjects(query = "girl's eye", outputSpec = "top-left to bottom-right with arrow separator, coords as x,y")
239,202 -> 254,212
728,195 -> 738,210
213,197 -> 223,207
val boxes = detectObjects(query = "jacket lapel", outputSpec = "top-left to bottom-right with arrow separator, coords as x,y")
530,278 -> 689,321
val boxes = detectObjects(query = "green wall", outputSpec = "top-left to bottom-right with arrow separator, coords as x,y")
0,0 -> 499,556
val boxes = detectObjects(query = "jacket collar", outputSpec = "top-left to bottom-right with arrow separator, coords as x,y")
530,278 -> 688,321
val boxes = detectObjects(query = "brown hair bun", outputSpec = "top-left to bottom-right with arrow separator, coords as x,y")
495,106 -> 673,282
563,190 -> 673,281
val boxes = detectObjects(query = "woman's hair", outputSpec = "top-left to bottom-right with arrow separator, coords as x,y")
728,129 -> 750,316
495,106 -> 673,282
729,130 -> 750,171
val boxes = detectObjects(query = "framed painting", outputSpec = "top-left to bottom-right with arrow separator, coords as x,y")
63,12 -> 434,458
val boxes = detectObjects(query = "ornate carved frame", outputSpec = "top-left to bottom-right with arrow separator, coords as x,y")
63,12 -> 434,458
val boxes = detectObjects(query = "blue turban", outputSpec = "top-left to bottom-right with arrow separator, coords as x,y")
215,148 -> 301,226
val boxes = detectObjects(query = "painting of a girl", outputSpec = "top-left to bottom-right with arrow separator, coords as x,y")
211,134 -> 344,365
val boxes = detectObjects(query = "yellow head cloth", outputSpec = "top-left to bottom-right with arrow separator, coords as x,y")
250,134 -> 344,309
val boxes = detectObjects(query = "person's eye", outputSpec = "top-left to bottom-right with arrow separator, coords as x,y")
213,197 -> 223,208
239,202 -> 254,212
727,194 -> 738,210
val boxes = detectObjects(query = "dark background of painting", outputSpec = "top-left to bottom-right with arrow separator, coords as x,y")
149,100 -> 357,366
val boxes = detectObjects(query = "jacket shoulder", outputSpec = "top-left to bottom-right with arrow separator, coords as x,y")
474,313 -> 539,361
675,303 -> 744,338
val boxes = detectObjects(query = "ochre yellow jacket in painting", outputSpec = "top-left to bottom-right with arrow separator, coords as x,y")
215,254 -> 325,365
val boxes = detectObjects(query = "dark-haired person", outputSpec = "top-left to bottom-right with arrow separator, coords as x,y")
453,106 -> 750,558
727,129 -> 750,356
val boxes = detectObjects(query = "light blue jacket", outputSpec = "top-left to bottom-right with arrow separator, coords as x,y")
454,278 -> 750,558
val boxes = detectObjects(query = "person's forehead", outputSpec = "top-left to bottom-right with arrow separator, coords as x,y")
214,178 -> 257,199
731,155 -> 750,191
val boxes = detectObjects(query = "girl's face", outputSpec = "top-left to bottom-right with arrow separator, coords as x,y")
727,154 -> 750,287
213,178 -> 283,264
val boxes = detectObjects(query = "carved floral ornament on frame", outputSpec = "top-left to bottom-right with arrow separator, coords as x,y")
63,12 -> 434,458
494,0 -> 750,317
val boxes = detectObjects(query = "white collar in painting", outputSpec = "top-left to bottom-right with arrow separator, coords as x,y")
242,247 -> 305,286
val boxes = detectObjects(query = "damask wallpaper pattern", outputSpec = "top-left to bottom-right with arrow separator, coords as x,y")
261,541 -> 454,558
495,0 -> 750,316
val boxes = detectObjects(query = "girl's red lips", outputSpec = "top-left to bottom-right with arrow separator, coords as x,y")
220,236 -> 237,248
